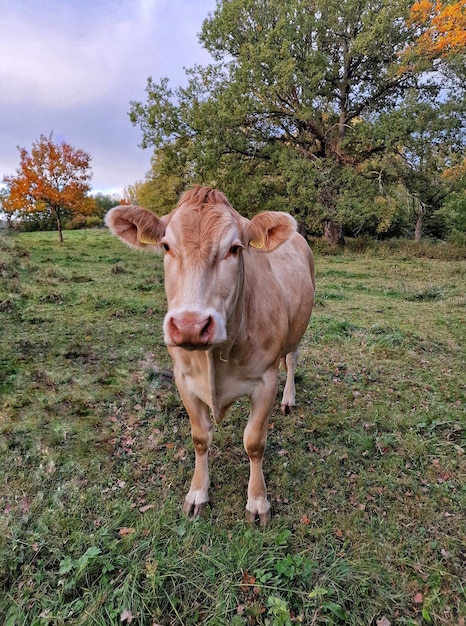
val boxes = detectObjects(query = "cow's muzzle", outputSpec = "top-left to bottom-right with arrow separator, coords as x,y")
164,310 -> 223,349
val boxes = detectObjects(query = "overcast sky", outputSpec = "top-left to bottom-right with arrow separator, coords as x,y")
0,0 -> 217,195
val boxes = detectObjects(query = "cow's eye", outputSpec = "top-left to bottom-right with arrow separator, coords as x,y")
162,242 -> 170,252
229,245 -> 240,255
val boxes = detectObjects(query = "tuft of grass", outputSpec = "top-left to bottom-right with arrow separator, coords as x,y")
1,230 -> 465,625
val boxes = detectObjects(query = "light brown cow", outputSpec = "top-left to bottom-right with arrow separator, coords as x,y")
106,186 -> 314,525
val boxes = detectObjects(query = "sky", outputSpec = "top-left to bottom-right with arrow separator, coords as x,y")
0,0 -> 217,196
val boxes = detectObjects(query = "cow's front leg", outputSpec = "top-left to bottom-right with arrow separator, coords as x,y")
244,369 -> 278,526
176,383 -> 213,517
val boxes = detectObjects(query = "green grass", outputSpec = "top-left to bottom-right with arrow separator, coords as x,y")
1,230 -> 465,625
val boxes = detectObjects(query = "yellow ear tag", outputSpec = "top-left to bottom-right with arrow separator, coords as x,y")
249,239 -> 264,249
139,234 -> 158,245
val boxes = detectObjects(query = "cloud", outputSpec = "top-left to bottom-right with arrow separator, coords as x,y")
0,1 -> 157,109
0,0 -> 215,193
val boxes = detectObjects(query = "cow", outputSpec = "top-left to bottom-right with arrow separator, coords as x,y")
105,186 -> 315,525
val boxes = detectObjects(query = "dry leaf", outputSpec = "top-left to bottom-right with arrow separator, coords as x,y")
139,504 -> 156,513
120,609 -> 134,623
119,527 -> 136,536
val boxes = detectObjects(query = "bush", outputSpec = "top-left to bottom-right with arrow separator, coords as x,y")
309,235 -> 466,260
65,215 -> 103,229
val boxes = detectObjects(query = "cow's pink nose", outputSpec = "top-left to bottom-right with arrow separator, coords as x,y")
167,313 -> 214,347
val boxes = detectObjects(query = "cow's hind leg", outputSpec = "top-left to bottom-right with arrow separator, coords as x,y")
244,369 -> 278,526
176,384 -> 213,517
280,349 -> 299,414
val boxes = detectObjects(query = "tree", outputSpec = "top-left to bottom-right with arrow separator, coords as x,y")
91,192 -> 121,218
2,133 -> 93,242
126,140 -> 195,214
130,0 -> 465,241
131,0 -> 429,240
407,1 -> 466,59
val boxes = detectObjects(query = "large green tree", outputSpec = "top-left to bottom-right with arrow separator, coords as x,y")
130,0 -> 464,240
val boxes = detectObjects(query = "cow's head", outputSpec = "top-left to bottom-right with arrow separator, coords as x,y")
106,186 -> 296,350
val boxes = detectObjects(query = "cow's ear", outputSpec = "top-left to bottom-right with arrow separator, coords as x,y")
246,211 -> 297,251
105,205 -> 165,249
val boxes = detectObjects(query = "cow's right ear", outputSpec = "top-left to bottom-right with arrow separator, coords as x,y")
105,205 -> 165,249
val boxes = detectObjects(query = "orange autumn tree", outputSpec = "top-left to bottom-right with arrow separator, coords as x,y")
404,1 -> 466,220
408,1 -> 466,59
3,133 -> 93,242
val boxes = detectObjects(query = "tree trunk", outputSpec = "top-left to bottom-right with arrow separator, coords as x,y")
323,221 -> 345,246
414,212 -> 423,242
297,220 -> 308,240
55,209 -> 64,243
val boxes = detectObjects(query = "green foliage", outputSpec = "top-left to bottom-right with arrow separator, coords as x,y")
129,0 -> 465,241
1,230 -> 465,624
135,141 -> 195,214
91,192 -> 121,218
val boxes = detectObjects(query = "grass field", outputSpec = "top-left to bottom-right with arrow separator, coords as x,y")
1,229 -> 465,625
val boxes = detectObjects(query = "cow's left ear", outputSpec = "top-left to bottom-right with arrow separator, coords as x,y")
245,211 -> 297,251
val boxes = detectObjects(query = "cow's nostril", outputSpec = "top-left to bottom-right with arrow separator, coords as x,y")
169,316 -> 180,333
201,316 -> 213,339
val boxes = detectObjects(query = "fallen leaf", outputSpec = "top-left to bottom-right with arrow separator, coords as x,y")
237,604 -> 245,615
119,527 -> 136,536
120,609 -> 134,623
301,514 -> 310,525
240,570 -> 256,591
376,617 -> 391,626
174,447 -> 187,460
139,504 -> 156,513
413,592 -> 423,604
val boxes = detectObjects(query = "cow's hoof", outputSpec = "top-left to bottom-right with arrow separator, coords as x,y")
245,507 -> 271,527
183,499 -> 208,518
280,403 -> 296,415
